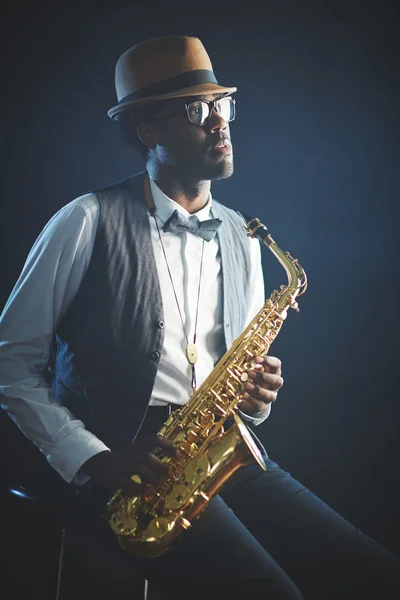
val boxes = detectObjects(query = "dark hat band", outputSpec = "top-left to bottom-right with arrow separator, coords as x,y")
118,69 -> 218,104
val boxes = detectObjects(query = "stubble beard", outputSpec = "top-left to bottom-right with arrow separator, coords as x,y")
181,154 -> 234,182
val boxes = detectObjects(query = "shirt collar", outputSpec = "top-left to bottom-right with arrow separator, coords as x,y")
149,176 -> 213,226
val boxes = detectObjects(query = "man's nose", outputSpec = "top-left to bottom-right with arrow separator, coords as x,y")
207,107 -> 228,132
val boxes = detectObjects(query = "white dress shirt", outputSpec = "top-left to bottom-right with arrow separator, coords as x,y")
0,177 -> 269,484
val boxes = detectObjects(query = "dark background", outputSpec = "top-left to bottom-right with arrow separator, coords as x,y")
1,0 -> 399,598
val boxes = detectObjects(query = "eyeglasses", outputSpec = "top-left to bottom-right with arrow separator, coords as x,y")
184,96 -> 236,126
151,96 -> 236,126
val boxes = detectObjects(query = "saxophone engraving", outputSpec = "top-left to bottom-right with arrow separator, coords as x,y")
107,215 -> 307,558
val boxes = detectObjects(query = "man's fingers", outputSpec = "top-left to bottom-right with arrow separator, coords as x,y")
241,393 -> 271,412
244,368 -> 283,404
248,371 -> 283,391
137,463 -> 162,485
243,386 -> 278,407
115,477 -> 144,496
155,435 -> 181,456
134,435 -> 179,456
254,355 -> 282,375
145,452 -> 170,475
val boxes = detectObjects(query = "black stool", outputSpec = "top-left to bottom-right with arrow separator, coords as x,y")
7,482 -> 70,600
7,483 -> 149,600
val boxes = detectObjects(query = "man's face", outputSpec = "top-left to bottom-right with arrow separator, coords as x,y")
148,94 -> 234,181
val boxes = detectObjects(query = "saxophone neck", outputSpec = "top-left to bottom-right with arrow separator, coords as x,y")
239,213 -> 308,303
267,236 -> 307,300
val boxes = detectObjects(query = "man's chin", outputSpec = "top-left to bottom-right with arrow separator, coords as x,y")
212,166 -> 234,181
206,158 -> 234,181
178,157 -> 234,181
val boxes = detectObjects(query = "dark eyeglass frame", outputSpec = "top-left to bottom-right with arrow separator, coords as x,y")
150,95 -> 236,126
184,96 -> 236,126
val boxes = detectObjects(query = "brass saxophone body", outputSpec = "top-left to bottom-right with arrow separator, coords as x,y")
107,216 -> 307,558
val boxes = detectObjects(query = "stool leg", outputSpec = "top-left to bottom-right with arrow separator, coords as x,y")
55,528 -> 66,600
143,578 -> 149,600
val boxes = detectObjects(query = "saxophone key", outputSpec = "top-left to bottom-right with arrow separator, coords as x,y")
212,403 -> 228,416
109,498 -> 138,536
177,440 -> 198,457
146,516 -> 176,539
176,515 -> 192,530
227,367 -> 242,383
195,490 -> 210,502
173,431 -> 187,444
210,389 -> 223,402
183,455 -> 210,485
164,410 -> 179,426
198,411 -> 215,427
226,380 -> 238,394
164,483 -> 192,510
187,426 -> 202,444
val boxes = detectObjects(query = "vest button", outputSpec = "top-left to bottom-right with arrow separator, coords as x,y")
151,351 -> 160,360
157,320 -> 165,329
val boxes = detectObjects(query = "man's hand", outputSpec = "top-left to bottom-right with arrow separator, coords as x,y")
240,355 -> 283,416
80,435 -> 180,495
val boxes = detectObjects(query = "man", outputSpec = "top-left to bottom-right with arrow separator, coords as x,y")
1,36 -> 399,599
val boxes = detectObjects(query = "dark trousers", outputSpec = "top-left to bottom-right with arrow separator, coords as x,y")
65,409 -> 400,600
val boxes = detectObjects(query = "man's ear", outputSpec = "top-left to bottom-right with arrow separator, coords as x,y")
137,121 -> 160,151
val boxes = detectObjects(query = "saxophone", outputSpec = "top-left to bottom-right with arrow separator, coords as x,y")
107,215 -> 307,558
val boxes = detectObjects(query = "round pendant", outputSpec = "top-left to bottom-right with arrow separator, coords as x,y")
186,343 -> 198,365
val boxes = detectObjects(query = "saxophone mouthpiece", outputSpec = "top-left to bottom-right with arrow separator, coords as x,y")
237,211 -> 270,244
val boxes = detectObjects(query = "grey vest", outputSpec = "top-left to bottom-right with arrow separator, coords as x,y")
53,171 -> 256,449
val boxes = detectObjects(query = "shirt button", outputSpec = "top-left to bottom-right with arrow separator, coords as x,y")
151,351 -> 160,360
157,320 -> 165,329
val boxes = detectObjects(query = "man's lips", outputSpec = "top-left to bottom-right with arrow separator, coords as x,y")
211,138 -> 232,152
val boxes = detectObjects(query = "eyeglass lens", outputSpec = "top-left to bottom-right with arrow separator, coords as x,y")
187,98 -> 235,125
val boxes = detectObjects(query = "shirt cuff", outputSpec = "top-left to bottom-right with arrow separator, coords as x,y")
46,423 -> 110,485
239,403 -> 271,426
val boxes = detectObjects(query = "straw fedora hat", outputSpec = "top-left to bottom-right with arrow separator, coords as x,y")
107,35 -> 237,119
